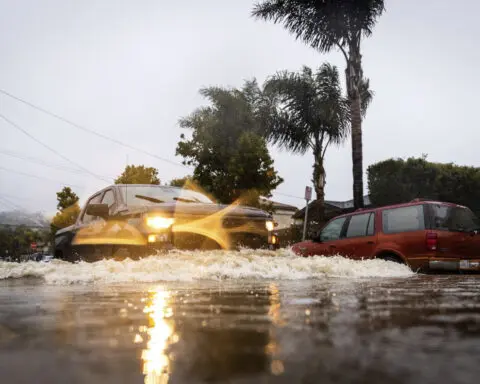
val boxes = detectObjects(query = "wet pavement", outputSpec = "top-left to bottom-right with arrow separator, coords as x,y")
1,271 -> 479,384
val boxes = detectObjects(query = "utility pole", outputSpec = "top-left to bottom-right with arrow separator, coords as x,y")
302,186 -> 312,241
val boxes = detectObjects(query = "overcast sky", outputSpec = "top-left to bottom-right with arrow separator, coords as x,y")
1,0 -> 479,216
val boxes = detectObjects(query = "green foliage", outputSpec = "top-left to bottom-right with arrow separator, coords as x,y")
51,186 -> 81,234
169,176 -> 195,190
368,157 -> 480,215
263,64 -> 349,155
0,226 -> 50,259
115,165 -> 160,185
55,187 -> 79,211
275,225 -> 303,247
176,82 -> 283,206
261,63 -> 372,220
252,0 -> 385,54
253,0 -> 384,209
51,204 -> 81,232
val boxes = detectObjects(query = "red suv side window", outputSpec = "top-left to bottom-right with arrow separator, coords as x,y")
346,213 -> 374,238
382,205 -> 425,234
320,217 -> 347,241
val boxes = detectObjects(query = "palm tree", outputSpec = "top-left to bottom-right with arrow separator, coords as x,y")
253,0 -> 385,209
261,64 -> 348,222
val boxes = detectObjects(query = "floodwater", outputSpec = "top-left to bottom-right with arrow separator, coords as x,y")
1,249 -> 479,384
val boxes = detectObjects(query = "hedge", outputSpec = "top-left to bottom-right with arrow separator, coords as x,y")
367,157 -> 480,215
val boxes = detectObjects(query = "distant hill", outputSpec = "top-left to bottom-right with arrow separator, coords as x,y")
0,210 -> 50,228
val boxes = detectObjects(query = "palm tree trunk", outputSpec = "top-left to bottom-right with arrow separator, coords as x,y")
346,44 -> 364,209
312,150 -> 326,223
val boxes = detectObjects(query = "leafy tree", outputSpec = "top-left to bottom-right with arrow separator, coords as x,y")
114,165 -> 160,185
176,82 -> 283,206
55,187 -> 79,211
261,64 -> 350,221
169,176 -> 195,190
51,205 -> 81,231
0,226 -> 49,260
368,157 -> 480,216
253,0 -> 385,209
51,187 -> 81,234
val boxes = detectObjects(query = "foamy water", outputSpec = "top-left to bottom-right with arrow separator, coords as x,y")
0,249 -> 413,284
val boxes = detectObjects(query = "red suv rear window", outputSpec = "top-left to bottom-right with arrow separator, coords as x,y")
429,203 -> 480,232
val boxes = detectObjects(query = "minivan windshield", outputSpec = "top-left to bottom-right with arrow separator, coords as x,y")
120,186 -> 214,206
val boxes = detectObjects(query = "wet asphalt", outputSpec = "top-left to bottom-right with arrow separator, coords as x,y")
1,275 -> 479,384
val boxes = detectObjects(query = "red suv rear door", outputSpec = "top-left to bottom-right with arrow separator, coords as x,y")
428,203 -> 478,259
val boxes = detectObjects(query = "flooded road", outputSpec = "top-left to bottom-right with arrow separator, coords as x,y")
0,250 -> 479,384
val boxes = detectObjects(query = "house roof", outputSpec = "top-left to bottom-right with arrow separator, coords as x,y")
259,197 -> 298,212
323,195 -> 371,210
292,195 -> 371,219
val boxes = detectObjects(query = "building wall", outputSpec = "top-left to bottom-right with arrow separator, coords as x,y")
273,209 -> 296,230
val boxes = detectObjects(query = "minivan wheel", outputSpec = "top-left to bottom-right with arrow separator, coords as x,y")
379,254 -> 404,264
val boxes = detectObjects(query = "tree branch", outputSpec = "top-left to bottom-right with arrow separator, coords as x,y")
321,137 -> 331,160
335,42 -> 348,63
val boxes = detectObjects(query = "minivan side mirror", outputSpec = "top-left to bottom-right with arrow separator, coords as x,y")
86,203 -> 109,219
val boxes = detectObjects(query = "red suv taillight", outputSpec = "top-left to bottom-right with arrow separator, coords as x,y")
426,232 -> 438,251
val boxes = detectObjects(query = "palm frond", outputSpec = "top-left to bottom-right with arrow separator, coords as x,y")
252,0 -> 385,52
359,77 -> 374,117
266,110 -> 312,154
262,63 -> 349,155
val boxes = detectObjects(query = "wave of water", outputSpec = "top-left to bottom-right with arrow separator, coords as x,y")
0,249 -> 413,284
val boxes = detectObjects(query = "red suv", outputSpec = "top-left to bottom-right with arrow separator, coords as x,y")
292,199 -> 480,272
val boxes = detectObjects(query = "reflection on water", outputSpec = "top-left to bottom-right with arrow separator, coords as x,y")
141,287 -> 176,384
2,277 -> 480,384
266,283 -> 285,376
267,282 -> 284,327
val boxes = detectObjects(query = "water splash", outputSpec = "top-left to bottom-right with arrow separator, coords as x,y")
0,249 -> 413,284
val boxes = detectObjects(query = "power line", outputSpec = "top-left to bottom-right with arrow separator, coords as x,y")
0,148 -> 84,173
274,191 -> 305,200
0,88 -> 192,169
0,195 -> 22,211
0,89 -> 308,202
0,192 -> 38,203
0,196 -> 17,211
0,165 -> 83,188
0,148 -> 115,180
0,195 -> 47,227
0,113 -> 112,184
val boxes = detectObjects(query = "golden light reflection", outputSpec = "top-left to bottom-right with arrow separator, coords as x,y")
171,199 -> 241,250
171,183 -> 270,249
141,287 -> 177,384
265,283 -> 285,376
73,220 -> 147,246
72,179 -> 271,250
267,283 -> 285,327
